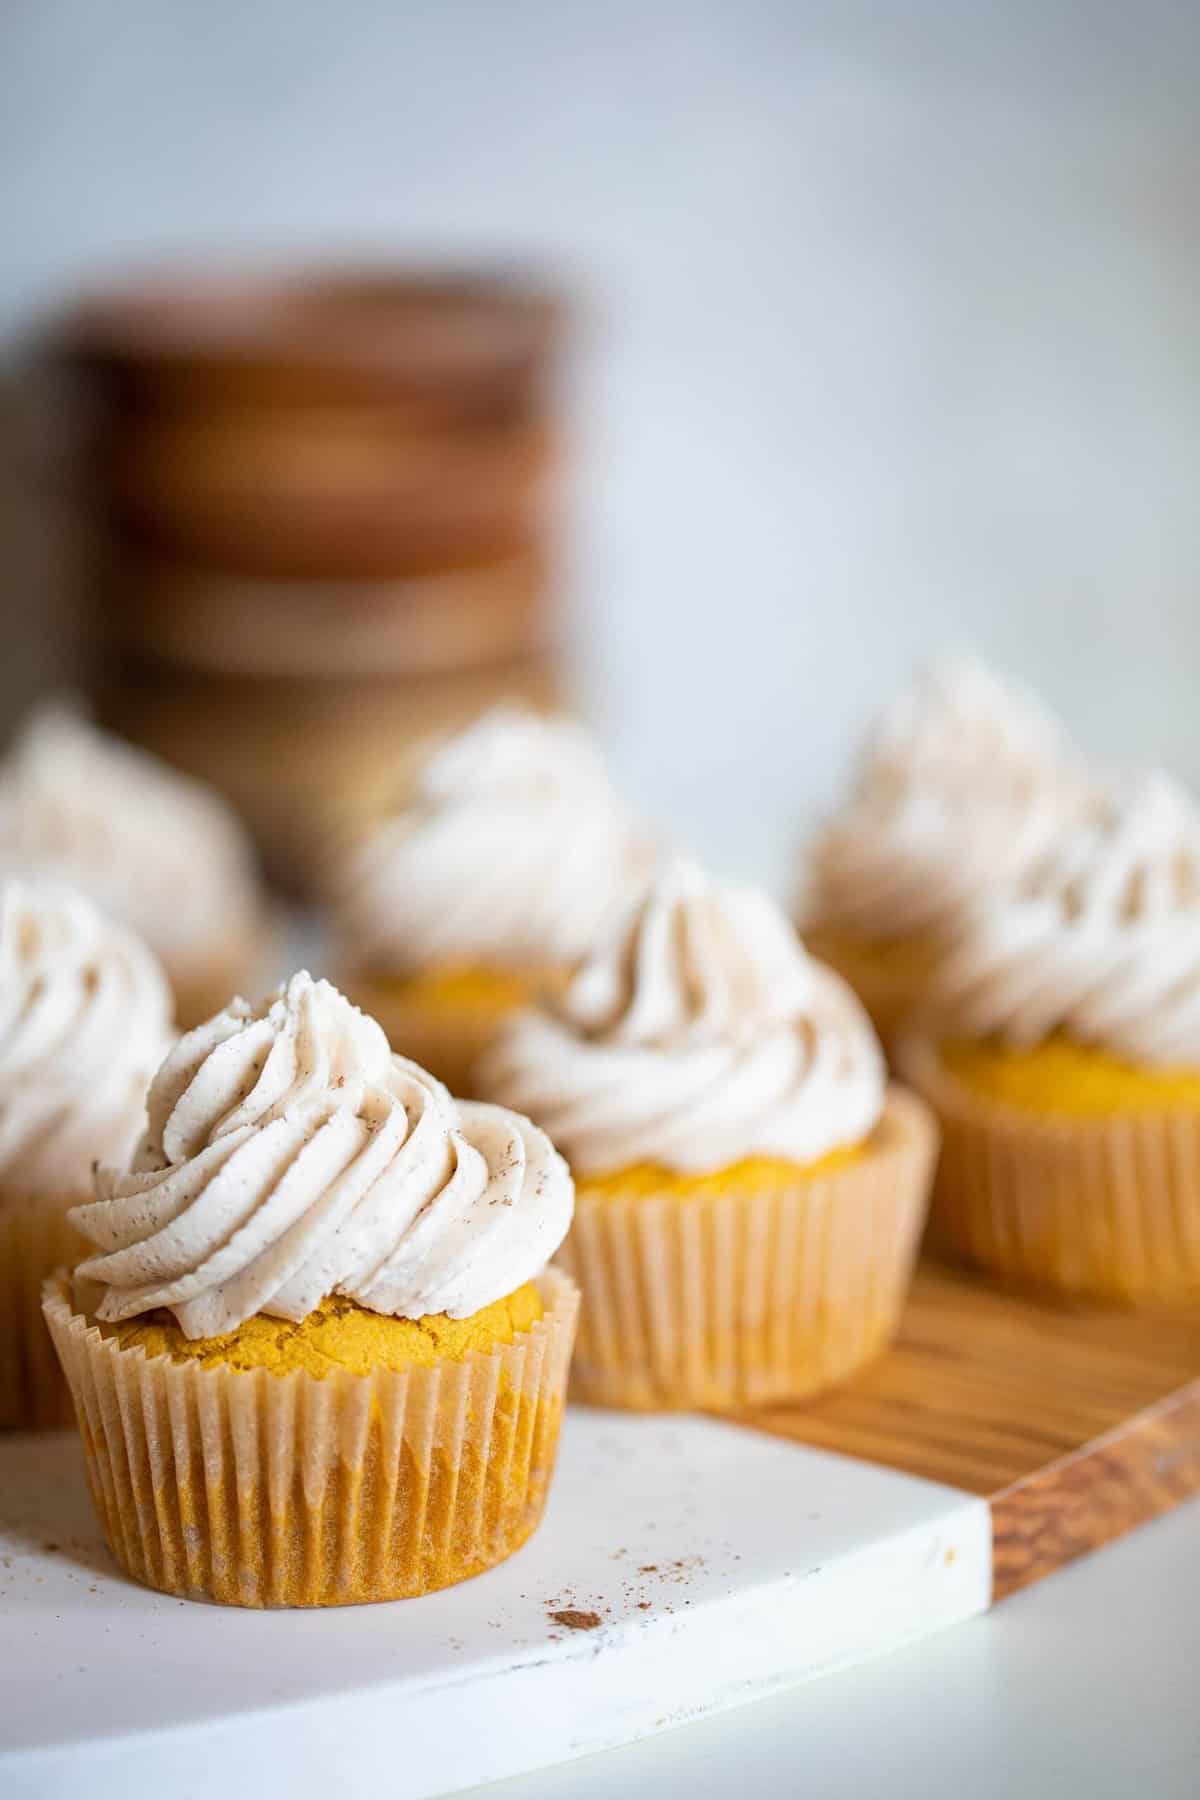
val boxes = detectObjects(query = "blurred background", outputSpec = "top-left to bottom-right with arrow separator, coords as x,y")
2,0 -> 1199,890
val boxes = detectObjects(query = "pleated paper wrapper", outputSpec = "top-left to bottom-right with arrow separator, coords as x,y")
803,928 -> 941,1059
168,912 -> 283,1032
899,1033 -> 1200,1304
0,1190 -> 88,1429
555,1087 -> 937,1412
344,978 -> 511,1099
342,967 -> 567,1099
43,1267 -> 579,1608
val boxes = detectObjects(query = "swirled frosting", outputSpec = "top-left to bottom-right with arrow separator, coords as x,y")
72,972 -> 574,1336
478,859 -> 885,1175
334,705 -> 648,973
0,876 -> 173,1192
930,771 -> 1200,1064
0,705 -> 261,976
803,655 -> 1088,939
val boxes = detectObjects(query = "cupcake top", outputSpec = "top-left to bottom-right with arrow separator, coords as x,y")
930,771 -> 1200,1065
72,972 -> 574,1338
0,876 -> 173,1192
478,858 -> 885,1176
0,704 -> 262,975
802,654 -> 1088,940
333,704 -> 648,974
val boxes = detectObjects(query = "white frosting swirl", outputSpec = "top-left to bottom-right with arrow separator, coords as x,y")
334,704 -> 648,972
0,877 -> 173,1192
478,860 -> 885,1176
932,771 -> 1200,1064
72,972 -> 574,1336
803,655 -> 1088,939
0,705 -> 261,976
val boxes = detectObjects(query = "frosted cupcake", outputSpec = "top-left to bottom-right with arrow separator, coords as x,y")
899,771 -> 1200,1304
0,876 -> 172,1427
799,655 -> 1088,1047
0,704 -> 271,1027
478,859 -> 937,1410
44,972 -> 578,1607
333,703 -> 649,1094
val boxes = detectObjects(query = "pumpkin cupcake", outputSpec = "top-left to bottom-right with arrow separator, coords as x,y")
0,703 -> 272,1027
0,876 -> 172,1427
899,770 -> 1200,1305
478,858 -> 937,1410
799,655 -> 1089,1047
44,971 -> 578,1607
332,703 -> 649,1094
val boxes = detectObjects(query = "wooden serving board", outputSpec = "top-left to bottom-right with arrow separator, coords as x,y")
741,1257 -> 1200,1599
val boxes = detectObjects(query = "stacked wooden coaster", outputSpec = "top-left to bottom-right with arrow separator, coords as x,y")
48,267 -> 566,889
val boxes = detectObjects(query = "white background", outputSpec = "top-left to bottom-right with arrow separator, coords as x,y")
3,1 -> 1200,890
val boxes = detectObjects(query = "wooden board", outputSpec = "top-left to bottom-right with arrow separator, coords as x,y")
740,1258 -> 1200,1599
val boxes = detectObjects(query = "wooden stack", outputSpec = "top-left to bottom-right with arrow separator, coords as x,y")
48,268 -> 566,890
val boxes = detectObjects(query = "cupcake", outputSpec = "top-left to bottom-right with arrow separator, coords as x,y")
478,858 -> 937,1410
899,770 -> 1200,1305
799,655 -> 1088,1047
333,703 -> 649,1094
0,876 -> 172,1427
44,971 -> 578,1607
0,703 -> 272,1027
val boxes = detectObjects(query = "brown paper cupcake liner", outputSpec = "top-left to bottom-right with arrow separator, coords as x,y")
342,968 -> 567,1100
43,1268 -> 578,1608
555,1087 -> 937,1411
339,978 -> 508,1098
803,929 -> 941,1057
0,1190 -> 89,1430
169,912 -> 283,1031
898,1034 -> 1200,1305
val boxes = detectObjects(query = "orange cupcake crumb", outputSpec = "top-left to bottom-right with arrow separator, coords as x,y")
105,1281 -> 545,1378
939,1035 -> 1200,1118
576,1142 -> 867,1203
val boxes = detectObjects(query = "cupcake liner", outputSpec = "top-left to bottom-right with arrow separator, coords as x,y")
168,912 -> 283,1031
555,1088 -> 937,1411
0,1190 -> 88,1430
343,979 -> 507,1098
803,929 -> 939,1056
42,1268 -> 578,1608
342,968 -> 565,1099
898,1034 -> 1200,1304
